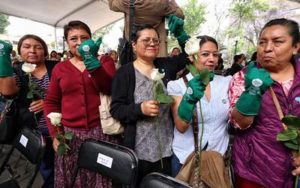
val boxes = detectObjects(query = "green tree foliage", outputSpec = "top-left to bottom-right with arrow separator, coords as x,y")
182,0 -> 206,35
168,0 -> 205,52
0,14 -> 9,34
93,25 -> 113,40
226,0 -> 273,55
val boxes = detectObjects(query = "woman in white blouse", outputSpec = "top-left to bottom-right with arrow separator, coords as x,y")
167,35 -> 232,176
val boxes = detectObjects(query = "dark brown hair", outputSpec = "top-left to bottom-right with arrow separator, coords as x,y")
261,18 -> 300,46
131,24 -> 159,43
17,34 -> 48,57
197,35 -> 219,49
63,20 -> 91,40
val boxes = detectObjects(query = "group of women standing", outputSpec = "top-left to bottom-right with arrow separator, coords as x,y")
0,17 -> 300,188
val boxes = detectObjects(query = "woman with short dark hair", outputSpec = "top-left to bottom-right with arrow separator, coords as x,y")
44,20 -> 118,187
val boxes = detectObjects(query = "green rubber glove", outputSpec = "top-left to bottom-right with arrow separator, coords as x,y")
178,72 -> 214,122
167,15 -> 190,45
78,38 -> 102,71
236,62 -> 273,116
0,40 -> 13,77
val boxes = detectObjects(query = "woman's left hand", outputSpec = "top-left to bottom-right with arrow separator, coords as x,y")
28,99 -> 44,113
292,155 -> 300,176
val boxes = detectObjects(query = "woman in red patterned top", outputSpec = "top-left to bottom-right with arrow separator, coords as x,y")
44,20 -> 119,188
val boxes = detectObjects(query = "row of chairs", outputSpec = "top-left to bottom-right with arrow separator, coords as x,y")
0,127 -> 191,188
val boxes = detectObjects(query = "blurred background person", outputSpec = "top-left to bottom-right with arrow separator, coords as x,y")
225,53 -> 246,76
108,49 -> 120,69
170,47 -> 181,57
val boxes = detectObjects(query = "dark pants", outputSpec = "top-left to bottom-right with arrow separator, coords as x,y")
137,156 -> 172,185
171,154 -> 182,177
39,128 -> 54,188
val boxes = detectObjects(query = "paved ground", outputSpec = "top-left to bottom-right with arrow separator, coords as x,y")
0,144 -> 44,188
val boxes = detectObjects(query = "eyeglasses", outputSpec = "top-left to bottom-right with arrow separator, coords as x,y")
138,37 -> 160,46
199,51 -> 220,58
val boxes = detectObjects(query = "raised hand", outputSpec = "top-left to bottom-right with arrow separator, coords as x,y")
0,40 -> 13,77
167,15 -> 190,45
78,38 -> 102,71
178,72 -> 214,122
236,62 -> 273,115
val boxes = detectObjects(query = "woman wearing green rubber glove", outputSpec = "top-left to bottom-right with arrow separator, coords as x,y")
0,40 -> 17,96
44,20 -> 119,188
229,18 -> 300,188
167,35 -> 232,180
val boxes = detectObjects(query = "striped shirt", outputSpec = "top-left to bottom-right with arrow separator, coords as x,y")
14,72 -> 50,133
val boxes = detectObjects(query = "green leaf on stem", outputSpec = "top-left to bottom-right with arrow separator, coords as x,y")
186,64 -> 199,77
64,132 -> 73,140
27,89 -> 34,99
57,144 -> 66,155
64,143 -> 71,150
157,93 -> 174,104
277,129 -> 298,141
153,81 -> 174,104
282,115 -> 300,129
154,81 -> 164,98
198,69 -> 211,86
283,141 -> 299,151
56,134 -> 64,142
185,64 -> 211,85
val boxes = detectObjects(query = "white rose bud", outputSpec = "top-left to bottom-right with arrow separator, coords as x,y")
150,68 -> 165,81
22,62 -> 36,73
185,36 -> 200,56
47,112 -> 62,126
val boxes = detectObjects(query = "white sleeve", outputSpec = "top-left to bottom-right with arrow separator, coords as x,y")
167,79 -> 185,96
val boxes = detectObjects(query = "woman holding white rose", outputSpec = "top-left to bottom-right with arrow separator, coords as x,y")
167,35 -> 232,178
110,25 -> 191,184
44,20 -> 119,188
0,34 -> 56,188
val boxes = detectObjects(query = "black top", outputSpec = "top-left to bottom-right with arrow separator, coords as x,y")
110,53 -> 190,149
14,60 -> 58,129
225,63 -> 243,76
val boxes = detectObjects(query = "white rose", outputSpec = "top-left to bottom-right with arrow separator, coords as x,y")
185,36 -> 200,55
22,62 -> 36,73
150,68 -> 165,81
47,112 -> 62,126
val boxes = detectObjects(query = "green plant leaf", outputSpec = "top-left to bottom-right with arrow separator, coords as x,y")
282,115 -> 300,128
64,132 -> 73,140
198,69 -> 211,85
185,65 -> 211,85
56,134 -> 64,142
154,82 -> 164,98
64,143 -> 71,150
57,144 -> 66,155
27,90 -> 34,99
157,93 -> 174,104
283,141 -> 298,151
186,64 -> 199,76
277,129 -> 298,141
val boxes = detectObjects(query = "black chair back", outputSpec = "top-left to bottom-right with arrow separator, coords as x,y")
139,172 -> 191,188
71,139 -> 138,187
0,127 -> 45,188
